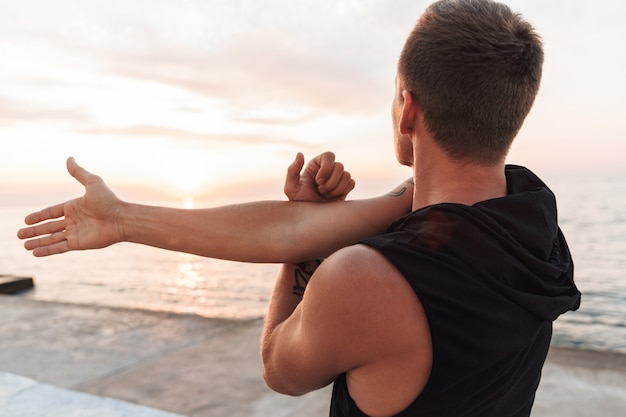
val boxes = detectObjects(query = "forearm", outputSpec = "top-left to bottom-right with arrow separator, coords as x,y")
263,262 -> 310,335
120,200 -> 302,262
119,186 -> 411,263
262,261 -> 320,394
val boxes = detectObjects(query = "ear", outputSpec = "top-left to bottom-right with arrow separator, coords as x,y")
398,90 -> 418,135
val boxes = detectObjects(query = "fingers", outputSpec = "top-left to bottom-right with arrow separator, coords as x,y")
17,201 -> 70,257
308,151 -> 356,200
21,203 -> 65,227
320,172 -> 356,201
32,238 -> 70,257
18,202 -> 66,242
316,161 -> 355,199
19,217 -> 71,257
311,151 -> 344,190
18,216 -> 69,257
34,244 -> 70,257
23,230 -> 65,251
313,152 -> 336,186
18,218 -> 66,240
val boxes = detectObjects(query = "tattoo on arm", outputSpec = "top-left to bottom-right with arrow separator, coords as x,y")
386,178 -> 414,197
292,259 -> 322,297
387,187 -> 407,197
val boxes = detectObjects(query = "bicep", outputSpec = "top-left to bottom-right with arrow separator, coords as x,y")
263,309 -> 340,395
263,246 -> 408,395
262,270 -> 352,395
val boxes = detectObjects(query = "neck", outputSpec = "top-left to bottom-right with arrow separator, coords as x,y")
411,151 -> 507,211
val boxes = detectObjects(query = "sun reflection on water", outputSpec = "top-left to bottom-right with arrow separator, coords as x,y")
176,254 -> 203,288
161,254 -> 210,306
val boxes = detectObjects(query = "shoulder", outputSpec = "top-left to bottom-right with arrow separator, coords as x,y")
306,244 -> 406,309
304,244 -> 432,415
313,243 -> 415,300
302,244 -> 429,360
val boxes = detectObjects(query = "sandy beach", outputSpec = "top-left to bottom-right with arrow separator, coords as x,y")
1,295 -> 625,416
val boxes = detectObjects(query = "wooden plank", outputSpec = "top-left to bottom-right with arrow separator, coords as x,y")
0,275 -> 35,294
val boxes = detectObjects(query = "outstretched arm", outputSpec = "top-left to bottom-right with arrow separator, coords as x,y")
18,157 -> 413,263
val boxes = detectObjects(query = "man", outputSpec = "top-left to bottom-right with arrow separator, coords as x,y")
20,1 -> 581,416
262,1 -> 579,416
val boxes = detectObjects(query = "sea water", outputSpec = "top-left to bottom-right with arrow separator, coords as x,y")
547,172 -> 626,353
1,171 -> 625,353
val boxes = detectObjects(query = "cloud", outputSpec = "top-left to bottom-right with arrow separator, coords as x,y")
13,1 -> 415,117
1,1 -> 424,130
94,36 -> 392,118
0,98 -> 90,126
73,124 -> 317,148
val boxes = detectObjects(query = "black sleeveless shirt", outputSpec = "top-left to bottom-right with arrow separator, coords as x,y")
329,166 -> 580,417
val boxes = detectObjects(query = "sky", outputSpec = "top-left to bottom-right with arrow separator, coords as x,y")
1,0 -> 625,207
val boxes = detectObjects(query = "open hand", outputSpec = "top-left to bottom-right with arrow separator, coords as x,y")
17,157 -> 125,257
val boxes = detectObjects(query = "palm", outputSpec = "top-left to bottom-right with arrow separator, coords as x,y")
62,185 -> 121,251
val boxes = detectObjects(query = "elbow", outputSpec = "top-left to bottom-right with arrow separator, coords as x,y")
262,364 -> 306,397
261,343 -> 307,396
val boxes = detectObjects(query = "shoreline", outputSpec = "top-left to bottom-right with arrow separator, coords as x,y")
10,294 -> 626,356
1,296 -> 625,416
545,344 -> 626,371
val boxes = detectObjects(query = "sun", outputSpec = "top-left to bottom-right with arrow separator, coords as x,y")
183,197 -> 195,209
146,142 -> 221,197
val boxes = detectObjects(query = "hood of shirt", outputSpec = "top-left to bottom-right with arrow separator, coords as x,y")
384,165 -> 581,322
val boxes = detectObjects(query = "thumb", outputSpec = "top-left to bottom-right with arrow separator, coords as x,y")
66,157 -> 98,186
284,152 -> 304,197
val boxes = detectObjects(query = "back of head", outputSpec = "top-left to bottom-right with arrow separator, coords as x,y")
398,0 -> 543,165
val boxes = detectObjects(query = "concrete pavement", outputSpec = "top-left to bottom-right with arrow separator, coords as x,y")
1,295 -> 625,416
0,372 -> 184,417
0,296 -> 329,417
